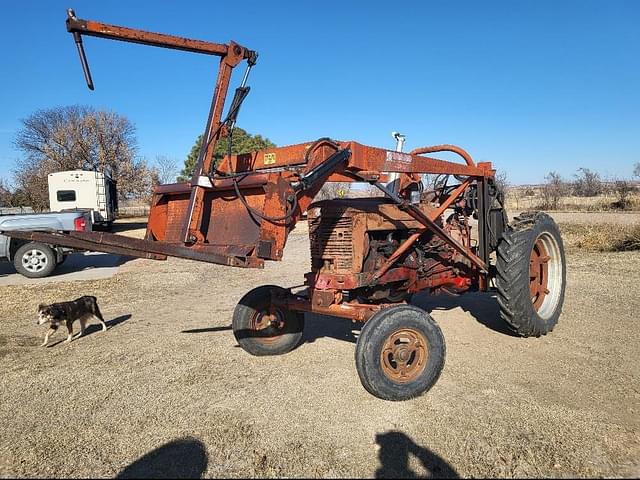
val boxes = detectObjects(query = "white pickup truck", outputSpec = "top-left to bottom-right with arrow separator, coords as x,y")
0,211 -> 92,278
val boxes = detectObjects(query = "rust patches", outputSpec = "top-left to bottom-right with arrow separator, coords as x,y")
530,238 -> 550,311
63,9 -> 503,326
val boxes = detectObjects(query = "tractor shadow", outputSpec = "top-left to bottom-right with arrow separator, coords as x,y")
304,291 -> 517,345
52,252 -> 134,276
181,326 -> 233,334
303,313 -> 364,345
411,291 -> 518,337
180,291 -> 515,347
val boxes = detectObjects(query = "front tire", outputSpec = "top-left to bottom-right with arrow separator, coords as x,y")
232,285 -> 304,356
496,212 -> 566,337
13,242 -> 57,278
355,305 -> 446,401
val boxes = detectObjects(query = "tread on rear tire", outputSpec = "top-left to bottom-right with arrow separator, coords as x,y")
495,212 -> 566,337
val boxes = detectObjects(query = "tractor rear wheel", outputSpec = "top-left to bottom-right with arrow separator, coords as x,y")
496,212 -> 566,337
355,305 -> 446,401
232,285 -> 304,356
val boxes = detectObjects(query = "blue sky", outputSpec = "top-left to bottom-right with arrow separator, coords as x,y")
1,0 -> 638,185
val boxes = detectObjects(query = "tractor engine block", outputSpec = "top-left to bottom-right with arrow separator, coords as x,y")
306,198 -> 476,296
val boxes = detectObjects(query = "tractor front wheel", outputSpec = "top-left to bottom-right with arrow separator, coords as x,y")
355,305 -> 446,401
232,285 -> 304,356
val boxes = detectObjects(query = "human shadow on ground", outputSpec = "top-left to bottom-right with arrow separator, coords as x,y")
116,437 -> 208,479
411,291 -> 518,337
46,314 -> 132,347
375,431 -> 459,479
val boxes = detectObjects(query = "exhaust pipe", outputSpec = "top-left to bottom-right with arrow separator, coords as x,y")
385,131 -> 405,193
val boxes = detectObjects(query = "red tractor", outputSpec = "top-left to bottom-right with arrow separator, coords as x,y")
3,10 -> 566,400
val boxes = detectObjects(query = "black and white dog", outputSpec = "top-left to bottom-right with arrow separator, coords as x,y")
37,296 -> 107,346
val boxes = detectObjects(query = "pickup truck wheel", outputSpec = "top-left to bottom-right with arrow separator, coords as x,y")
13,242 -> 56,278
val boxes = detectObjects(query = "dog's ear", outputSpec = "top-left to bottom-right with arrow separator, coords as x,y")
37,304 -> 46,312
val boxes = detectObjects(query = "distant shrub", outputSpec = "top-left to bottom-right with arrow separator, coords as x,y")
573,168 -> 603,197
611,180 -> 633,210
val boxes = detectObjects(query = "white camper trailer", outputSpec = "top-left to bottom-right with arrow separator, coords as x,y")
48,170 -> 118,228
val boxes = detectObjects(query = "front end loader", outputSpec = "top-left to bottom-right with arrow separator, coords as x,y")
1,10 -> 566,400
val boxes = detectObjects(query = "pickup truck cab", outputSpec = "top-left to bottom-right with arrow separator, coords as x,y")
0,211 -> 92,278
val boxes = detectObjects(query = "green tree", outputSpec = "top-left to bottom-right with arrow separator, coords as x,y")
177,128 -> 275,181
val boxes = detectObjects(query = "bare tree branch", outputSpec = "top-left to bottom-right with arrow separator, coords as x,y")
155,155 -> 179,184
13,105 -> 156,210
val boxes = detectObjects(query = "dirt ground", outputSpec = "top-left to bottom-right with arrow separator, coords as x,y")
0,217 -> 639,478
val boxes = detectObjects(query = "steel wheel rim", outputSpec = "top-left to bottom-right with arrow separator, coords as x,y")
380,328 -> 428,383
530,233 -> 563,319
22,249 -> 48,273
250,308 -> 285,344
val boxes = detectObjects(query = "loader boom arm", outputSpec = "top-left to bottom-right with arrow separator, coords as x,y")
65,9 -> 257,245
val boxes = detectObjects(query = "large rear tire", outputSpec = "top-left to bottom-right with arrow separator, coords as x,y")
232,285 -> 304,356
355,305 -> 446,401
495,212 -> 566,337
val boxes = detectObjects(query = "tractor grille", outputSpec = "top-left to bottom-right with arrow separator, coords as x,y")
309,214 -> 354,272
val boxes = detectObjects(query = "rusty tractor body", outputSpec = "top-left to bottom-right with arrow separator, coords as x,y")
0,11 -> 567,400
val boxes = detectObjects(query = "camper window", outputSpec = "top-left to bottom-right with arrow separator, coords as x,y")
56,190 -> 76,202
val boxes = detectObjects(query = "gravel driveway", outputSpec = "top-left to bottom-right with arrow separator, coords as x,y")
0,222 -> 638,478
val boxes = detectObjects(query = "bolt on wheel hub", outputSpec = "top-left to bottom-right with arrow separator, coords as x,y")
250,309 -> 286,344
23,250 -> 47,272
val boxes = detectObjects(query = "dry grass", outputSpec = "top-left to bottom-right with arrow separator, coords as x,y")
506,192 -> 640,212
560,222 -> 640,252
